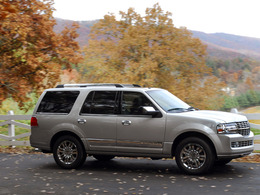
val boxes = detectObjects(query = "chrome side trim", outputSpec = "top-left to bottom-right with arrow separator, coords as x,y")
117,140 -> 162,148
87,139 -> 116,146
86,139 -> 163,148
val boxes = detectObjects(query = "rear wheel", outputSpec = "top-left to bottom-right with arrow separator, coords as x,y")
53,135 -> 86,169
175,137 -> 215,175
93,155 -> 115,161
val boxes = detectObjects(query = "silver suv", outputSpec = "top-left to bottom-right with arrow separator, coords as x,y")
30,83 -> 254,174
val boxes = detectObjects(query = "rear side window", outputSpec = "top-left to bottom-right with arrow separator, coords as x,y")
80,91 -> 118,115
37,91 -> 80,114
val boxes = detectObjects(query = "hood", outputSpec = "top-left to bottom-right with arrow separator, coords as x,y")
172,110 -> 247,123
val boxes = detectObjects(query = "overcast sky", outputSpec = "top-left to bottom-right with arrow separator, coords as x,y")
53,0 -> 260,39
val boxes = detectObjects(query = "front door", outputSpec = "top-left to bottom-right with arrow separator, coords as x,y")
116,91 -> 165,153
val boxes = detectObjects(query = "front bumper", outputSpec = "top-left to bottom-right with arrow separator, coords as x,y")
215,131 -> 254,159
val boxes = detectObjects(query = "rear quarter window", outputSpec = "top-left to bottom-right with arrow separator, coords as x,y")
37,91 -> 80,114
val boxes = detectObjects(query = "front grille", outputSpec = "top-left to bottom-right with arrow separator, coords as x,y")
237,129 -> 250,136
231,140 -> 253,148
236,121 -> 250,136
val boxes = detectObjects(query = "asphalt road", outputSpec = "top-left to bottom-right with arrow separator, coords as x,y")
0,153 -> 260,195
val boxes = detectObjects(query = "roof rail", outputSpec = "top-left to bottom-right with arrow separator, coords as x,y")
55,83 -> 141,88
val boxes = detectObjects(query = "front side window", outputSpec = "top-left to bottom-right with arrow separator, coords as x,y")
37,91 -> 79,114
80,91 -> 118,114
121,92 -> 156,115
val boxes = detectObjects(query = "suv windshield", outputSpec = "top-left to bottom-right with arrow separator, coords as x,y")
146,90 -> 191,113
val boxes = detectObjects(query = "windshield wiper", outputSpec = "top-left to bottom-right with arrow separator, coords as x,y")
187,106 -> 195,111
167,108 -> 185,112
168,107 -> 198,112
187,106 -> 199,111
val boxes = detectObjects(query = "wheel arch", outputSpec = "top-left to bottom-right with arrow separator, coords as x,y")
50,131 -> 85,152
172,131 -> 217,158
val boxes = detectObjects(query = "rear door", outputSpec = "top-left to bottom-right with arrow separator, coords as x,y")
78,91 -> 119,151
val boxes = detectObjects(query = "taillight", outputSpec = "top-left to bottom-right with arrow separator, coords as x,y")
31,117 -> 38,127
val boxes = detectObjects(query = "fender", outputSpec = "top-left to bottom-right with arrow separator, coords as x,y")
163,120 -> 220,155
50,122 -> 91,151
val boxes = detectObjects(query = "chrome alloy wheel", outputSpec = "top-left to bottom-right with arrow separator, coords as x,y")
180,143 -> 206,170
57,140 -> 78,165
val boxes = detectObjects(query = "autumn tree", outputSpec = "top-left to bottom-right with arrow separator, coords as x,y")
0,0 -> 82,105
81,4 -> 224,109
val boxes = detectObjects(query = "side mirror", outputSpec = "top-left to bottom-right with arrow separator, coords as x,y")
142,106 -> 161,118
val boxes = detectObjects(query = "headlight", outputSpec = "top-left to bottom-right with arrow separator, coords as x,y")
217,123 -> 237,134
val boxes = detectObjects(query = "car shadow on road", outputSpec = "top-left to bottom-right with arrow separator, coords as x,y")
41,157 -> 253,178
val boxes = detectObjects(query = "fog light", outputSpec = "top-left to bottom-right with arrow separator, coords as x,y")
232,141 -> 240,148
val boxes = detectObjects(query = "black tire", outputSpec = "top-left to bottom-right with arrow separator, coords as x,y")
215,158 -> 232,166
53,135 -> 86,169
175,137 -> 215,175
93,155 -> 115,161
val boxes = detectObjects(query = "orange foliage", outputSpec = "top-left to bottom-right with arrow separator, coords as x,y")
59,69 -> 80,84
81,4 -> 225,109
0,0 -> 82,105
245,77 -> 254,89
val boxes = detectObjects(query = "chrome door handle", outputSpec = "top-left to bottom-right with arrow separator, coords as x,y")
122,120 -> 131,126
77,119 -> 86,124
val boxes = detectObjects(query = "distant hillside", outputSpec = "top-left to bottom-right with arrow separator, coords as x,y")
54,18 -> 97,47
191,31 -> 260,60
54,18 -> 260,60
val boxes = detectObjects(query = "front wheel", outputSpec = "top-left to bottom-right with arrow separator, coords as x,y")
53,135 -> 86,169
175,137 -> 215,175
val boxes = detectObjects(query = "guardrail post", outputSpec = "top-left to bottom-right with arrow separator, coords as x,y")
8,110 -> 15,147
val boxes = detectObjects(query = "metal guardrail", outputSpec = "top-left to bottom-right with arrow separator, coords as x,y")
240,113 -> 260,130
230,108 -> 260,130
